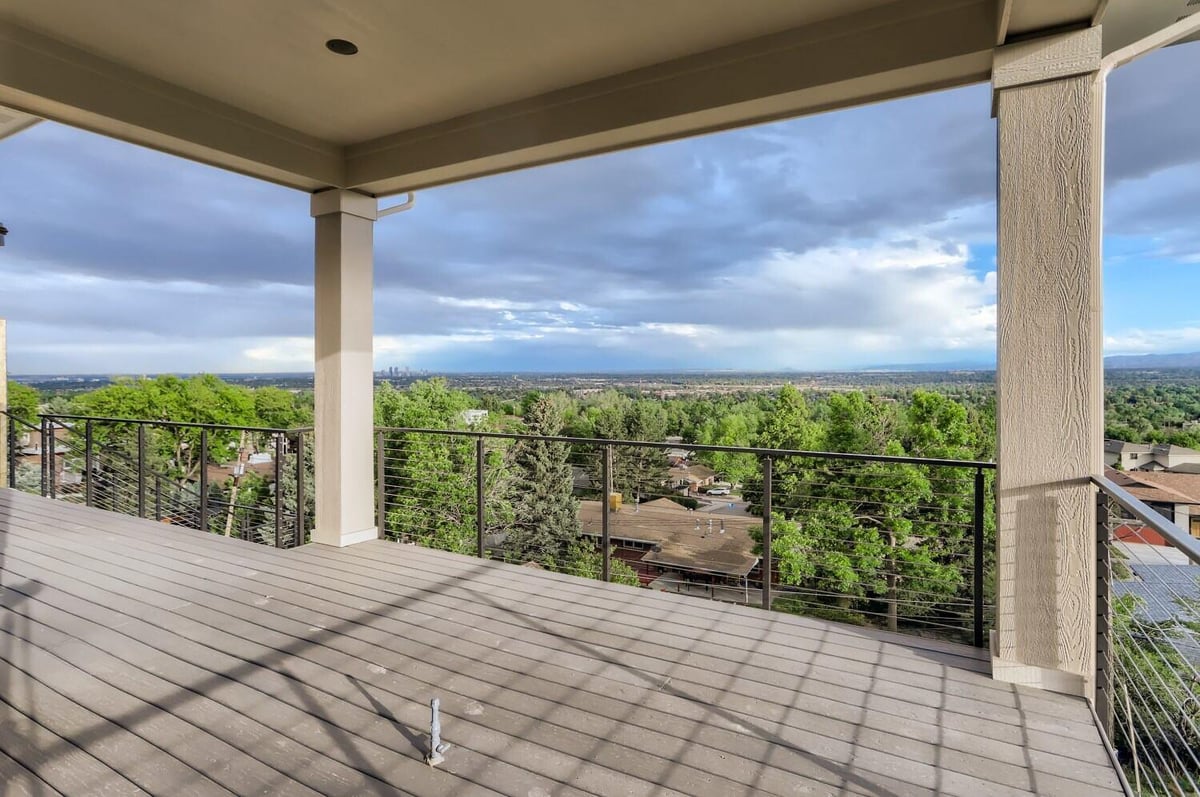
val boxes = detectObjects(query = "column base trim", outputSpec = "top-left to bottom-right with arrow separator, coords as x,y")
991,656 -> 1087,697
312,526 -> 378,548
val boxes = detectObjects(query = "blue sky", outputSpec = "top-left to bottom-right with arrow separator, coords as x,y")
1,42 -> 1198,374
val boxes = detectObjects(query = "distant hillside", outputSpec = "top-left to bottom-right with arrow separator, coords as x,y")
1104,352 -> 1200,369
861,352 -> 1200,372
859,360 -> 994,372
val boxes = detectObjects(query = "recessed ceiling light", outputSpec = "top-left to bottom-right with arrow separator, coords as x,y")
326,39 -> 359,56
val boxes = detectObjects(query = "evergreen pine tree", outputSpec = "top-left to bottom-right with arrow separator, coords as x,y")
504,396 -> 580,567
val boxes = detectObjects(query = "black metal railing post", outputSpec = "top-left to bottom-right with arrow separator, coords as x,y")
84,419 -> 94,507
45,417 -> 57,499
136,424 -> 147,518
1094,487 -> 1113,735
38,416 -> 46,495
7,413 -> 18,488
973,467 -> 986,648
274,433 -> 284,548
198,429 -> 209,532
376,430 -> 386,538
761,455 -> 773,611
476,436 -> 486,558
294,431 -> 305,547
40,416 -> 50,497
154,475 -> 163,521
602,444 -> 613,582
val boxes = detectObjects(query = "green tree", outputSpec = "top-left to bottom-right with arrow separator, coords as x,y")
752,508 -> 885,619
376,380 -> 511,553
902,390 -> 988,629
755,385 -> 821,452
276,438 -> 314,546
502,396 -> 581,567
694,403 -> 762,488
253,386 -> 312,429
6,381 -> 40,422
744,385 -> 821,516
754,389 -> 969,634
72,374 -> 256,481
824,391 -> 894,454
590,397 -> 669,502
44,395 -> 73,415
902,390 -> 975,459
561,541 -> 640,587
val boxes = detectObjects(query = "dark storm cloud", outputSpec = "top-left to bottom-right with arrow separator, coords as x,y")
0,125 -> 311,285
2,41 -> 1198,372
373,82 -> 999,300
1103,43 -> 1200,263
1106,43 -> 1200,185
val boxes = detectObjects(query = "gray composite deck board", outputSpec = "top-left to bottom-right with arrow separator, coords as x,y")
0,490 -> 1124,796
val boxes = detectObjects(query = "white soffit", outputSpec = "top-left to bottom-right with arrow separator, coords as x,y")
2,0 -> 1186,195
0,0 -> 882,145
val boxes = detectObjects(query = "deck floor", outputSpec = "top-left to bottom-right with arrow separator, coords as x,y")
0,489 -> 1123,796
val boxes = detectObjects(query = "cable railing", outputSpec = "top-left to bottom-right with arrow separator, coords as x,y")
375,426 -> 995,646
5,411 -> 995,643
1094,474 -> 1200,797
3,411 -> 311,548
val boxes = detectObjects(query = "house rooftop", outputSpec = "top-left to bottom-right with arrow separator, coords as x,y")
668,463 -> 719,482
1104,439 -> 1151,454
0,489 -> 1123,795
1106,466 -> 1200,505
579,498 -> 759,577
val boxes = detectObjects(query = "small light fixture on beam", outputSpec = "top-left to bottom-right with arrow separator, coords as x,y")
326,38 -> 359,56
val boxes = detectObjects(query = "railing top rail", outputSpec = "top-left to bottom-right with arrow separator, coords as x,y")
0,409 -> 42,432
1093,473 -> 1200,566
40,413 -> 296,435
375,425 -> 996,469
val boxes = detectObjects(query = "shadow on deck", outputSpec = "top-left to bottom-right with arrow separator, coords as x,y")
0,489 -> 1121,796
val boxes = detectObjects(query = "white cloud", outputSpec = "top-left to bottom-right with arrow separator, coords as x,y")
1104,327 -> 1200,354
242,337 -> 313,366
435,297 -> 533,311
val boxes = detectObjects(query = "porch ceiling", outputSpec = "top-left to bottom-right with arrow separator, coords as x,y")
0,0 -> 1191,195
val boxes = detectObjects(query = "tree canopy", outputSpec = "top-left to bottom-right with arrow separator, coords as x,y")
5,381 -> 39,423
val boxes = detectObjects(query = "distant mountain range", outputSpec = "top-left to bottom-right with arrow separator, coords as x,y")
861,352 -> 1200,372
858,360 -> 994,372
1103,352 -> 1200,369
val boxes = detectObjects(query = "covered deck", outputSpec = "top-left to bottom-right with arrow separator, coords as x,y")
0,489 -> 1121,796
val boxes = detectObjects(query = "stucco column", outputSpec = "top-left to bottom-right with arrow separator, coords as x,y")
311,190 -> 378,547
992,28 -> 1105,697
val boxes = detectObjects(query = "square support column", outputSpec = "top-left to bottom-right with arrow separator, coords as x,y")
311,189 -> 378,547
992,28 -> 1105,697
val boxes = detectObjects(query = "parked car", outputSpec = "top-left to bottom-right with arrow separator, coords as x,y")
707,488 -> 730,496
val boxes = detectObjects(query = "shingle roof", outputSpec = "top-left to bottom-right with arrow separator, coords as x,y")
1109,467 -> 1200,506
578,499 -> 759,577
1105,439 -> 1151,454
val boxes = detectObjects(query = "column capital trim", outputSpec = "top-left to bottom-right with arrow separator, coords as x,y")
992,26 -> 1102,92
311,189 -> 378,221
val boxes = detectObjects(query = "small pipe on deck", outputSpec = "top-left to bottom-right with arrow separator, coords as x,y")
426,697 -> 449,766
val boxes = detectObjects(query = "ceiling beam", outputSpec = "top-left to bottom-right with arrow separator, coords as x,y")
0,20 -> 343,191
0,104 -> 39,142
996,0 -> 1015,44
345,0 -> 996,196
